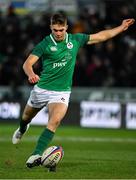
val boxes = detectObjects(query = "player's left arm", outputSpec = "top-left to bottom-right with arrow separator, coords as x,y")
87,18 -> 135,45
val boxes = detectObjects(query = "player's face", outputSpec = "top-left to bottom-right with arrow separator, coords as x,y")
50,24 -> 68,41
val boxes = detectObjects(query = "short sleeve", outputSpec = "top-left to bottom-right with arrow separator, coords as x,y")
74,33 -> 89,47
31,42 -> 44,58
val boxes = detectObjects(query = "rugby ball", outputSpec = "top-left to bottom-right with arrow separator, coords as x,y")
41,146 -> 64,168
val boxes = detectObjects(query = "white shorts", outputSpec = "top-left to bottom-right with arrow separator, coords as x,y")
27,85 -> 71,108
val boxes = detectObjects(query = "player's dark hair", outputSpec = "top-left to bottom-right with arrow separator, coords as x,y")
51,12 -> 67,25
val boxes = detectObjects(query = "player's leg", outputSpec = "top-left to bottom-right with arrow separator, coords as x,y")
33,103 -> 68,154
12,105 -> 41,144
26,103 -> 68,168
20,104 -> 41,133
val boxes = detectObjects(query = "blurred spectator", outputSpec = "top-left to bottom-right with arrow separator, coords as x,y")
0,0 -> 135,88
73,48 -> 88,86
86,54 -> 108,86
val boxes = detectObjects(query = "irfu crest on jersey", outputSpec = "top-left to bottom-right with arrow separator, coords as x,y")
67,42 -> 73,49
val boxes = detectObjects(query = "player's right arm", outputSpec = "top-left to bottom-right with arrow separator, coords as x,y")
23,54 -> 40,84
87,18 -> 135,45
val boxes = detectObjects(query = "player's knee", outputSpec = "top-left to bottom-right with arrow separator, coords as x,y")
50,118 -> 61,128
22,112 -> 31,122
54,119 -> 61,127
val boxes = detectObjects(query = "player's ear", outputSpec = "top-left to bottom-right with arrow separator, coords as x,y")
50,25 -> 52,30
66,25 -> 68,30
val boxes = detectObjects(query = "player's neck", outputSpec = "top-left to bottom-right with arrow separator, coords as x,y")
50,33 -> 68,45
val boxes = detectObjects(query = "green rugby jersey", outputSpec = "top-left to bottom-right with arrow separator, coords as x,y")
32,33 -> 89,91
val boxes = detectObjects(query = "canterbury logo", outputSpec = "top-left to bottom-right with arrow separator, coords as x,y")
61,98 -> 65,102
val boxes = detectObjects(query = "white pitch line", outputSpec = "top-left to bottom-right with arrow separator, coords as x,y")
55,136 -> 136,143
0,136 -> 136,143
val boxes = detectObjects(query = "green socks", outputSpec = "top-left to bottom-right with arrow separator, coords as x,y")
19,120 -> 29,134
32,128 -> 54,155
19,120 -> 55,156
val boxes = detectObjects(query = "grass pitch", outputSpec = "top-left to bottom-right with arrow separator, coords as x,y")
0,124 -> 136,179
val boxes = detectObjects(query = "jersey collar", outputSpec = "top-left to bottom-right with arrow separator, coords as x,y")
50,33 -> 68,46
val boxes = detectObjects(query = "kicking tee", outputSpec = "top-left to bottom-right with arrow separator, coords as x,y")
32,33 -> 89,91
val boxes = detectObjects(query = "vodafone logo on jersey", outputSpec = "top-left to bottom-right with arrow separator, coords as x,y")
67,42 -> 73,49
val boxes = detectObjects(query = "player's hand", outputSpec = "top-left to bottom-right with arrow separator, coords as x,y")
28,74 -> 40,84
121,18 -> 135,31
